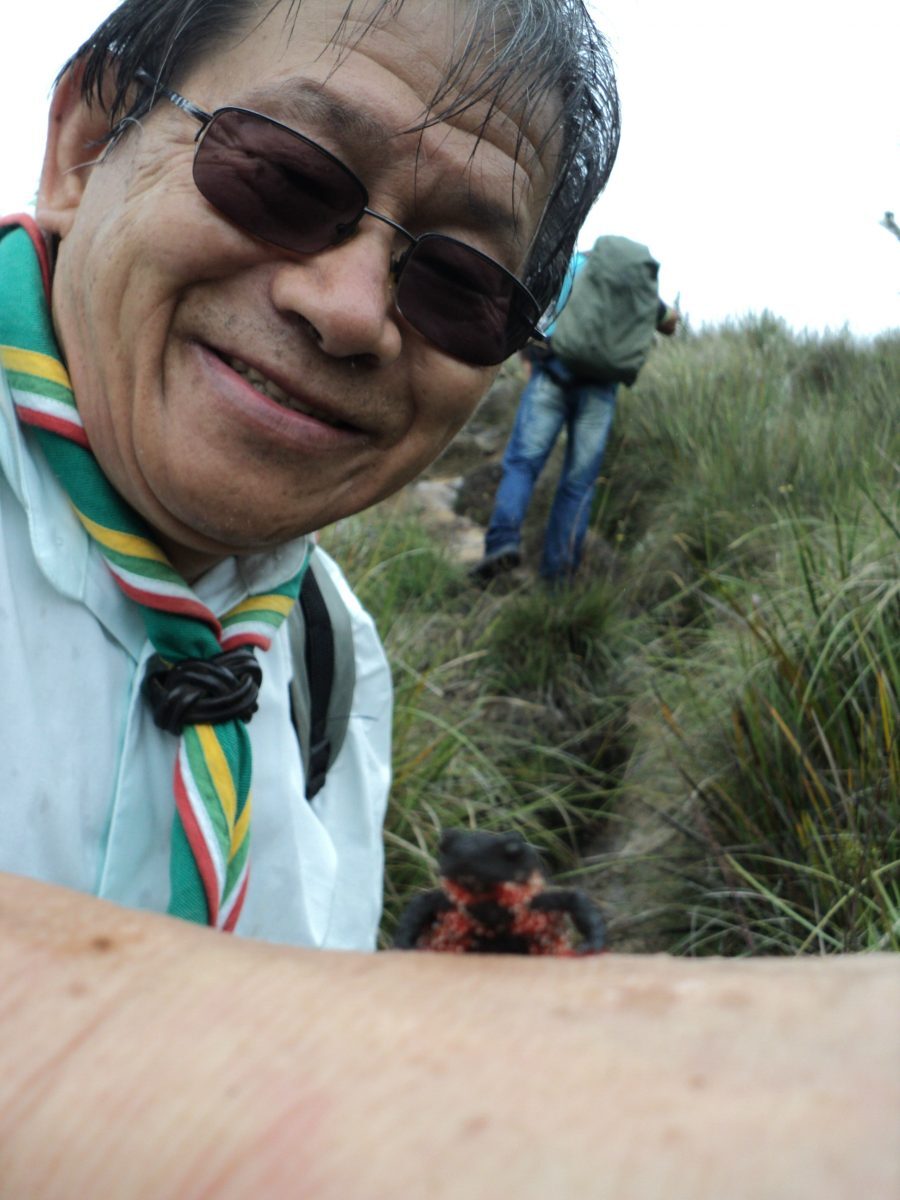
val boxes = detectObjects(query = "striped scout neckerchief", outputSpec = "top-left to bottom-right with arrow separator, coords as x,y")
0,217 -> 309,930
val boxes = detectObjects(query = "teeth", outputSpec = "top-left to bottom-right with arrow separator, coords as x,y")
223,354 -> 341,425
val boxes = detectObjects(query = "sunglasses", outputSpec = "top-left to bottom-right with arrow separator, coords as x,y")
135,71 -> 541,366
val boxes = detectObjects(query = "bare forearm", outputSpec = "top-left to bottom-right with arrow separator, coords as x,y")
1,874 -> 897,1200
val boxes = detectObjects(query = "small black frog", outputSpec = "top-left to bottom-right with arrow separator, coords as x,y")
392,828 -> 606,955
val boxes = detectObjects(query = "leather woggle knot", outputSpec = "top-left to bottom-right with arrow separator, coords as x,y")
143,647 -> 263,734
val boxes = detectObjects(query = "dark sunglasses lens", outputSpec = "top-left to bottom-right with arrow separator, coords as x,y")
395,236 -> 538,366
193,109 -> 366,254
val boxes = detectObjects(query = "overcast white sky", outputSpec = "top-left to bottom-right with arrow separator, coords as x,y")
1,0 -> 897,337
587,0 -> 899,337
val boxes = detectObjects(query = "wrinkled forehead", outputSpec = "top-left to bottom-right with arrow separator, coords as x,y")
326,1 -> 561,151
206,0 -> 563,228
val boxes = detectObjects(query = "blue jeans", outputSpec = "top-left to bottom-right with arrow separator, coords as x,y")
484,357 -> 618,580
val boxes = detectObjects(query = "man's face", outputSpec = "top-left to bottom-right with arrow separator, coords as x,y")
39,0 -> 557,574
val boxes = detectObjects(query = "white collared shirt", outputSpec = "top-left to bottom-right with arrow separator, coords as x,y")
0,361 -> 392,948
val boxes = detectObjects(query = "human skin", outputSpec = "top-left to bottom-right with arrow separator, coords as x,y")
1,874 -> 897,1200
36,0 -> 557,578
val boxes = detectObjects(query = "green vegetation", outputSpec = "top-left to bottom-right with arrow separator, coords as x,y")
321,315 -> 899,955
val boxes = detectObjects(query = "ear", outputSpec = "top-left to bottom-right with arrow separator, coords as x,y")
35,61 -> 116,238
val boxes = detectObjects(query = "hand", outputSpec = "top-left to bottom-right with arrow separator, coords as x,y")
657,305 -> 680,336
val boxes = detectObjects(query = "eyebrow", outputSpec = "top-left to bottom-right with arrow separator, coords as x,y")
240,79 -> 392,145
234,79 -> 527,250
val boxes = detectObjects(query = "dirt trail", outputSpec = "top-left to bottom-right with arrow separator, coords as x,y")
387,476 -> 486,565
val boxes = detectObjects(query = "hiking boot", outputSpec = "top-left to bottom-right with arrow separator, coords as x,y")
469,548 -> 522,583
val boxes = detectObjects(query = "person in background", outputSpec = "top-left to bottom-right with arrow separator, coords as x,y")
472,236 -> 678,584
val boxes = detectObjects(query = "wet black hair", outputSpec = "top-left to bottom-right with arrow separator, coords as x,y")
63,0 -> 620,314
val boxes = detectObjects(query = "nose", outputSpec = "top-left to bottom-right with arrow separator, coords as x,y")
269,228 -> 404,367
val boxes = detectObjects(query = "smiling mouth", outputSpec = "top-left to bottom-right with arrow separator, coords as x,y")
218,351 -> 351,429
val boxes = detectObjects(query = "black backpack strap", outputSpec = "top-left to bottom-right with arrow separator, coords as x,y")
299,563 -> 334,799
286,550 -> 357,800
